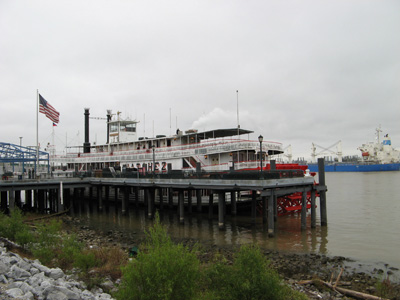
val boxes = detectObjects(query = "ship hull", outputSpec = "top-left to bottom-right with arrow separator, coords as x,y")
307,163 -> 400,172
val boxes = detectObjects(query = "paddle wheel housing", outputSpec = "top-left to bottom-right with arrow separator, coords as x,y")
277,191 -> 318,216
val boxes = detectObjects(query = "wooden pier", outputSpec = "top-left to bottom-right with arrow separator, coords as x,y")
0,159 -> 328,237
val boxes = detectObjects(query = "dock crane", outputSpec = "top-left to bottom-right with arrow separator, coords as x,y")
311,140 -> 342,163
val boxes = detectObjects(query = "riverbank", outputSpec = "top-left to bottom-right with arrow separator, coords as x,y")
64,215 -> 400,299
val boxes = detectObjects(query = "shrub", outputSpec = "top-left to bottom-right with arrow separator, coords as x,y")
206,244 -> 307,300
58,233 -> 84,269
30,219 -> 64,265
0,209 -> 34,247
116,213 -> 201,300
74,249 -> 99,271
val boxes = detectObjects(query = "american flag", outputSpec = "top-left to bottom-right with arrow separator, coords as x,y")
39,94 -> 60,124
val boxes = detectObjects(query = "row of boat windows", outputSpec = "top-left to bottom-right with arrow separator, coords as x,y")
110,123 -> 136,133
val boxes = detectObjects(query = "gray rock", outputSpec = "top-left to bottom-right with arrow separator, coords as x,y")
27,271 -> 45,287
21,291 -> 35,300
17,259 -> 32,271
0,261 -> 9,274
0,274 -> 8,284
6,287 -> 24,298
43,285 -> 80,300
1,246 -> 115,300
49,267 -> 64,279
30,266 -> 40,275
46,291 -> 69,300
81,289 -> 96,300
10,264 -> 31,279
8,281 -> 33,294
32,260 -> 51,274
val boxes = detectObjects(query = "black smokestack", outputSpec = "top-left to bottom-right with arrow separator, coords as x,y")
106,110 -> 112,144
84,108 -> 90,153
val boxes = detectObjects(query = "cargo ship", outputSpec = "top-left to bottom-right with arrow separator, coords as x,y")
307,127 -> 400,172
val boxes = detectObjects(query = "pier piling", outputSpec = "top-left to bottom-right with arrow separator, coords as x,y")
267,193 -> 274,237
301,190 -> 307,230
218,192 -> 225,230
318,158 -> 328,226
178,190 -> 184,224
0,168 -> 327,237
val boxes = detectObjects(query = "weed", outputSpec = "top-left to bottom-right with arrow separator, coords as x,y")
0,209 -> 34,247
375,275 -> 396,299
115,213 -> 201,300
205,244 -> 307,300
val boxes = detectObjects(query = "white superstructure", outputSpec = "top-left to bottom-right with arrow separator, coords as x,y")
358,126 -> 400,164
51,110 -> 284,173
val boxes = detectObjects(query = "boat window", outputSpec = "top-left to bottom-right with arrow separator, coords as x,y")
110,123 -> 118,133
125,123 -> 136,132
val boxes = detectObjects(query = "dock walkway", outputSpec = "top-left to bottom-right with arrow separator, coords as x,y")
0,160 -> 328,237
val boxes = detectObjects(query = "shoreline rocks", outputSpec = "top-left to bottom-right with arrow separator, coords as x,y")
0,241 -> 114,300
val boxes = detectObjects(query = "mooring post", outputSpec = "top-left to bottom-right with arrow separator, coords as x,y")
178,190 -> 184,224
78,188 -> 84,214
251,190 -> 257,224
218,192 -> 225,230
114,187 -> 119,210
262,196 -> 267,223
0,191 -> 8,213
188,190 -> 192,214
58,184 -> 64,213
147,188 -> 155,219
48,189 -> 54,213
38,190 -> 45,213
273,194 -> 278,222
64,189 -> 70,213
318,158 -> 327,226
97,185 -> 103,212
159,188 -> 164,211
25,190 -> 32,211
311,189 -> 316,228
9,190 -> 15,210
196,189 -> 202,212
231,191 -> 237,216
301,190 -> 307,230
208,192 -> 214,219
103,186 -> 109,211
168,188 -> 174,209
33,190 -> 39,213
88,187 -> 93,212
15,190 -> 21,209
134,187 -> 139,208
122,185 -> 129,216
267,193 -> 275,237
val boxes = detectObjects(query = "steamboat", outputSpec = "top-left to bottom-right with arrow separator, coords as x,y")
48,108 -> 314,216
52,109 -> 297,174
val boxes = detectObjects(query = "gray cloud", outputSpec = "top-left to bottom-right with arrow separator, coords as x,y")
1,0 -> 399,159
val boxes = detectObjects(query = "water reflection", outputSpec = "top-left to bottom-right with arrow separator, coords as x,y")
72,204 -> 329,256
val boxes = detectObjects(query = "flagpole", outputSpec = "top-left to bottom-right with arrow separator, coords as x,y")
36,89 -> 39,178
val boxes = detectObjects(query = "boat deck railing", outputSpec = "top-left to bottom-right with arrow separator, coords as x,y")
51,139 -> 283,164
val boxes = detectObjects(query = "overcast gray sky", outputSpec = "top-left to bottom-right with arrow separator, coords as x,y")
1,0 -> 399,160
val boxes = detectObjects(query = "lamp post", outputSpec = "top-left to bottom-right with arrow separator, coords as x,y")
152,145 -> 156,175
258,135 -> 263,176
